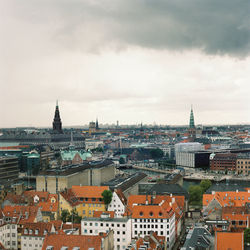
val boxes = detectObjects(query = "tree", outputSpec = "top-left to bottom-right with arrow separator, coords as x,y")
150,148 -> 164,159
70,209 -> 82,223
188,185 -> 203,205
101,190 -> 113,210
61,209 -> 70,223
244,228 -> 250,245
200,179 -> 212,193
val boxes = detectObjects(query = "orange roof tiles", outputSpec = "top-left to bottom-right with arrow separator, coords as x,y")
71,185 -> 109,198
93,211 -> 115,218
3,205 -> 40,224
42,234 -> 103,250
216,231 -> 243,250
203,191 -> 250,208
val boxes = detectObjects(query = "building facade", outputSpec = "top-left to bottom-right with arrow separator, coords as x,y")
36,160 -> 115,193
81,213 -> 131,250
236,153 -> 250,175
0,156 -> 19,184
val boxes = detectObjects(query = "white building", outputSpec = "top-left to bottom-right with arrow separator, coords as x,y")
131,204 -> 176,249
108,190 -> 127,217
175,142 -> 203,153
81,213 -> 132,250
0,223 -> 18,250
21,221 -> 80,250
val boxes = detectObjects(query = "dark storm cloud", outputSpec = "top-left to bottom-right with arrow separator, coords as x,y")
3,0 -> 249,56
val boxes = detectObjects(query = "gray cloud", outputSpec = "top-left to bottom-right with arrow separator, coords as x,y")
1,0 -> 249,56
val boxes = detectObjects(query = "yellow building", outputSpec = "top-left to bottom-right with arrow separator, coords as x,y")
59,186 -> 109,217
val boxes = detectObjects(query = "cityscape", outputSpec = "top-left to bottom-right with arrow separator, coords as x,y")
0,102 -> 249,249
1,1 -> 250,250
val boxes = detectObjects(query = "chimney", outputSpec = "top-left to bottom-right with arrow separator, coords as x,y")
169,202 -> 172,207
236,189 -> 238,193
170,193 -> 172,197
153,191 -> 156,199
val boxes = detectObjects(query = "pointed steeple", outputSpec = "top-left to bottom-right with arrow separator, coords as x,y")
95,117 -> 99,130
189,106 -> 195,129
52,101 -> 62,133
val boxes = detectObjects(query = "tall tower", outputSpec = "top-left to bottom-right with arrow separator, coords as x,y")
95,118 -> 99,130
52,100 -> 63,133
188,106 -> 196,141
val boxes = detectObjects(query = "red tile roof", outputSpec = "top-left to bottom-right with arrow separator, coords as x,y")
93,211 -> 115,218
42,234 -> 103,250
71,185 -> 109,198
216,231 -> 243,250
203,191 -> 250,208
3,205 -> 40,224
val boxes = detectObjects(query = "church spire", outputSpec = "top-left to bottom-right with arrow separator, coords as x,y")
188,105 -> 196,141
52,101 -> 62,133
189,106 -> 195,128
95,117 -> 99,130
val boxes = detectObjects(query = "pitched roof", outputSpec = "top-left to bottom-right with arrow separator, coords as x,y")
149,183 -> 189,199
203,191 -> 250,208
71,186 -> 109,198
216,231 -> 243,250
2,205 -> 40,224
93,211 -> 115,218
42,234 -> 103,250
115,189 -> 127,205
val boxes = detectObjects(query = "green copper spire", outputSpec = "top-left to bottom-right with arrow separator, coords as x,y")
189,106 -> 195,128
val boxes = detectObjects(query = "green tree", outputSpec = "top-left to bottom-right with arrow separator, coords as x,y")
70,209 -> 82,223
244,228 -> 250,245
61,209 -> 70,223
150,148 -> 164,159
188,185 -> 203,205
101,190 -> 113,210
200,179 -> 212,193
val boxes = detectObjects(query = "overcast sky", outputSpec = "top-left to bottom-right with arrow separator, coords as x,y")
1,0 -> 250,128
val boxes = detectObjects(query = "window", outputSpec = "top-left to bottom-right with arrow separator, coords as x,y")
135,230 -> 137,235
100,223 -> 103,226
117,238 -> 120,242
149,212 -> 153,217
123,231 -> 125,235
135,225 -> 137,228
95,223 -> 98,226
139,212 -> 143,216
159,212 -> 162,217
90,230 -> 92,233
160,231 -> 164,235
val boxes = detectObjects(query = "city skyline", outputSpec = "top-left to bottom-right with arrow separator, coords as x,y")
1,0 -> 250,127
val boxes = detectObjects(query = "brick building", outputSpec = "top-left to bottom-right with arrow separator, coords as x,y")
210,153 -> 237,173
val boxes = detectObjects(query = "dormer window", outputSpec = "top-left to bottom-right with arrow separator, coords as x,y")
35,229 -> 39,235
159,212 -> 163,217
149,212 -> 153,217
24,229 -> 28,234
29,229 -> 33,234
44,230 -> 47,235
139,212 -> 143,217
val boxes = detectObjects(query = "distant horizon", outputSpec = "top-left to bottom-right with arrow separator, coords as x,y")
1,122 -> 250,130
1,1 -> 250,128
